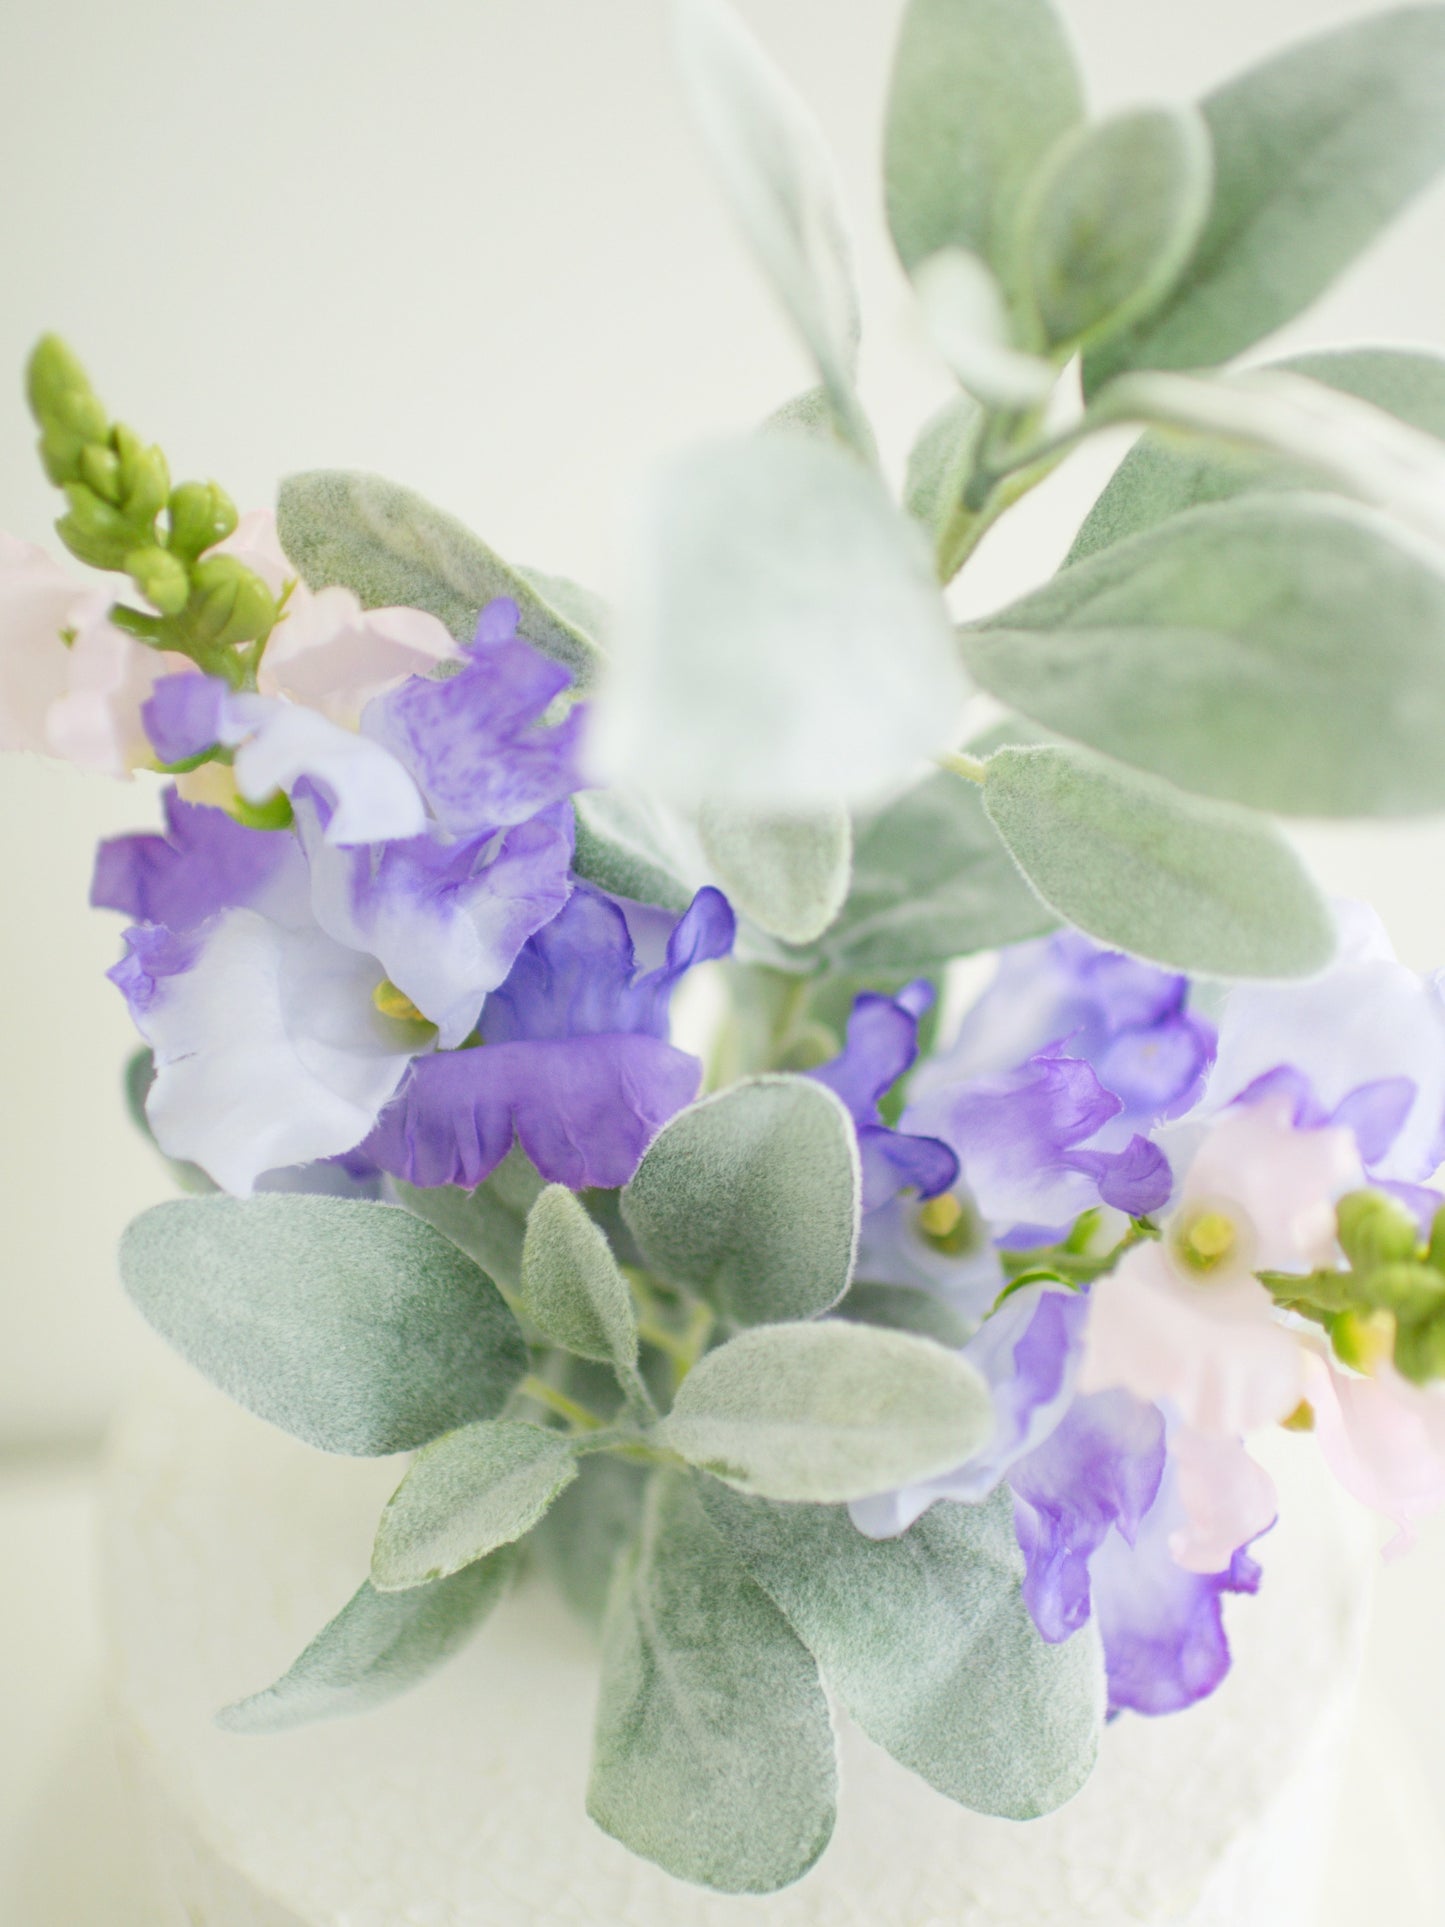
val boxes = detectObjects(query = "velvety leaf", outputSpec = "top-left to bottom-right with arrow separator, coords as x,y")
588,1471 -> 836,1893
1022,105 -> 1213,351
621,1075 -> 860,1325
371,1421 -> 578,1590
966,494 -> 1445,818
599,434 -> 964,807
570,789 -> 697,915
903,394 -> 983,580
762,385 -> 846,443
701,1482 -> 1104,1820
532,1453 -> 649,1631
697,797 -> 852,944
885,0 -> 1085,291
519,1184 -> 639,1373
673,0 -> 868,450
120,1196 -> 528,1455
276,470 -> 604,688
216,1552 -> 515,1733
393,1146 -> 545,1295
817,766 -> 1056,975
912,249 -> 1057,408
1086,6 -> 1445,389
657,1320 -> 991,1503
1070,346 -> 1445,564
982,744 -> 1334,978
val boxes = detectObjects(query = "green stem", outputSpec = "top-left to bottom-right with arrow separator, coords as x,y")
518,1374 -> 605,1432
937,749 -> 989,787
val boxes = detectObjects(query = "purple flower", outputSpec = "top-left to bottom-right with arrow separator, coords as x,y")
92,787 -> 304,932
142,673 -> 229,765
363,599 -> 586,838
904,1047 -> 1172,1245
808,982 -> 958,1211
362,885 -> 735,1191
916,931 -> 1216,1139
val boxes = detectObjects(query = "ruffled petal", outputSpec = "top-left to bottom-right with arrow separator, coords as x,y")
92,788 -> 306,933
225,695 -> 427,845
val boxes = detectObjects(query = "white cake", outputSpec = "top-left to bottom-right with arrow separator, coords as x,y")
99,1372 -> 1375,1926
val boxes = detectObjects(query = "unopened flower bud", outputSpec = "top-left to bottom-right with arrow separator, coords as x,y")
1336,1189 -> 1420,1276
1331,1306 -> 1397,1375
125,545 -> 190,618
57,481 -> 140,570
114,426 -> 170,526
167,481 -> 238,562
79,443 -> 124,506
188,554 -> 277,650
25,335 -> 106,440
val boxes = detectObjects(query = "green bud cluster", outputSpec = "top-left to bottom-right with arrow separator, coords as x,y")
1264,1189 -> 1445,1385
25,335 -> 281,690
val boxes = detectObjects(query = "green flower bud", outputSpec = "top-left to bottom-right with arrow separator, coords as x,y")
1393,1308 -> 1445,1386
1335,1189 -> 1421,1276
78,443 -> 124,506
25,336 -> 106,439
1330,1306 -> 1397,1375
231,788 -> 294,832
1426,1204 -> 1445,1276
114,425 -> 170,526
167,481 -> 238,562
187,553 -> 277,650
57,482 -> 140,570
125,545 -> 190,618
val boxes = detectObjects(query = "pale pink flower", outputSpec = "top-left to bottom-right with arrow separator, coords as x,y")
221,510 -> 458,724
1303,1343 -> 1445,1555
1167,1426 -> 1278,1574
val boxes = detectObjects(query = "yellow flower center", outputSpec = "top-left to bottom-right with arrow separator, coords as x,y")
373,979 -> 429,1025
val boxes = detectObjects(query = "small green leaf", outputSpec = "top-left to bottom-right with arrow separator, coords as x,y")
673,0 -> 868,452
697,797 -> 852,945
885,0 -> 1086,293
658,1321 -> 991,1503
621,1075 -> 860,1325
966,494 -> 1445,819
532,1453 -> 649,1632
599,434 -> 965,807
276,470 -> 604,688
1070,347 -> 1445,564
982,744 -> 1334,979
520,1185 -> 640,1374
912,249 -> 1057,408
371,1421 -> 578,1591
701,1482 -> 1104,1820
1022,106 -> 1213,351
394,1146 -> 545,1295
216,1552 -> 515,1734
588,1471 -> 836,1894
120,1197 -> 528,1455
903,394 -> 984,579
1086,6 -> 1445,389
817,765 -> 1056,975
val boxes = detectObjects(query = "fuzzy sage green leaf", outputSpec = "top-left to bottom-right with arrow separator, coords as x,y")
621,1075 -> 860,1325
519,1184 -> 640,1376
657,1321 -> 991,1503
701,1481 -> 1104,1820
532,1454 -> 649,1631
982,744 -> 1334,979
276,470 -> 604,688
600,434 -> 964,807
815,766 -> 1056,975
371,1421 -> 579,1591
588,1471 -> 836,1893
673,0 -> 868,453
571,789 -> 697,915
1070,347 -> 1445,565
966,495 -> 1445,819
1021,105 -> 1213,353
120,1197 -> 528,1455
394,1147 -> 545,1296
217,1552 -> 516,1734
885,0 -> 1085,294
697,797 -> 852,945
1086,5 -> 1445,391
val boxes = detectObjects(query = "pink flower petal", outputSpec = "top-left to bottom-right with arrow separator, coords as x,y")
1167,1426 -> 1278,1574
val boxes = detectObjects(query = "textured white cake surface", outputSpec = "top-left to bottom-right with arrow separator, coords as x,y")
100,1374 -> 1374,1927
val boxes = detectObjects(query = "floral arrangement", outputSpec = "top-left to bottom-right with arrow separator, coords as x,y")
9,0 -> 1445,1899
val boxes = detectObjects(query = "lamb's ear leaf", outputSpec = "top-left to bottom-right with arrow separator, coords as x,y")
393,1146 -> 545,1296
216,1550 -> 516,1734
673,0 -> 869,453
697,798 -> 852,945
519,1184 -> 640,1375
966,494 -> 1445,819
621,1075 -> 861,1326
371,1421 -> 579,1591
587,1470 -> 837,1894
980,744 -> 1334,979
885,0 -> 1086,295
531,1453 -> 650,1632
1084,5 -> 1445,390
700,1481 -> 1104,1820
120,1196 -> 527,1456
1069,346 -> 1445,565
276,469 -> 604,688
